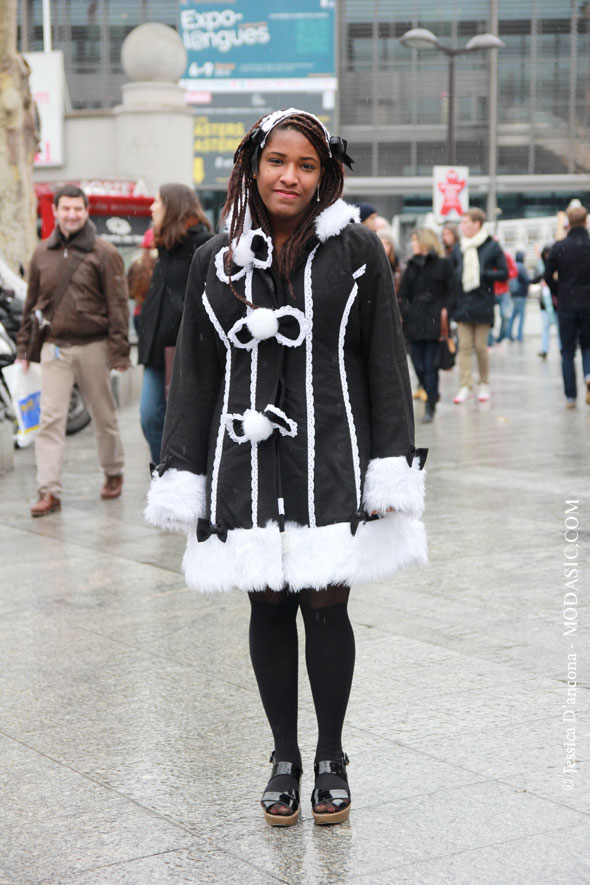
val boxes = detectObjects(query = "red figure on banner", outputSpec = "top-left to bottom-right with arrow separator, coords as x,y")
438,169 -> 466,216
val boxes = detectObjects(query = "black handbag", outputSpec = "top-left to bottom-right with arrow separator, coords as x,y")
26,251 -> 87,363
436,307 -> 456,371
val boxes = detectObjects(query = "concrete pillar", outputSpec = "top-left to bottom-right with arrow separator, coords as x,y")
113,23 -> 194,192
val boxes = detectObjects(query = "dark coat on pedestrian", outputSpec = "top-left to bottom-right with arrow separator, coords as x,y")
544,226 -> 590,311
398,251 -> 456,341
16,220 -> 130,367
512,251 -> 530,298
138,223 -> 213,368
454,236 -> 508,325
446,240 -> 461,276
145,200 -> 427,593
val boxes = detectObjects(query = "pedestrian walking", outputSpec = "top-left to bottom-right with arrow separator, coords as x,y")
494,250 -> 518,345
532,246 -> 560,358
544,204 -> 590,407
441,221 -> 461,276
507,250 -> 530,342
16,184 -> 130,516
145,108 -> 427,827
356,202 -> 379,230
127,227 -> 157,336
376,225 -> 401,292
453,208 -> 508,403
398,228 -> 455,423
137,184 -> 213,463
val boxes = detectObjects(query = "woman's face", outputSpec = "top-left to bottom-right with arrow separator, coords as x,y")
442,227 -> 454,247
379,236 -> 393,259
256,127 -> 323,233
151,192 -> 165,228
410,234 -> 421,256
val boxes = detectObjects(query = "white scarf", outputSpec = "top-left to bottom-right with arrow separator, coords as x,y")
460,226 -> 489,292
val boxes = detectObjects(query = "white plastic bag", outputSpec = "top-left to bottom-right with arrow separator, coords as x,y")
2,362 -> 42,447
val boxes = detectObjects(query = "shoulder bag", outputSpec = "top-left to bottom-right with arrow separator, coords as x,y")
435,307 -> 456,371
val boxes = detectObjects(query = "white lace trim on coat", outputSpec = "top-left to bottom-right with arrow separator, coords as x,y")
202,291 -> 232,526
304,244 -> 319,527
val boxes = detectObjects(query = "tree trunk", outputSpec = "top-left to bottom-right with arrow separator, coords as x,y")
0,0 -> 38,275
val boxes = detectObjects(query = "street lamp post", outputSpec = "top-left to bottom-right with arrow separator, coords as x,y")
399,28 -> 504,167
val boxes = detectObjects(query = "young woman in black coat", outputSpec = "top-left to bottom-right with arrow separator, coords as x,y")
137,184 -> 212,462
398,228 -> 456,423
145,110 -> 427,827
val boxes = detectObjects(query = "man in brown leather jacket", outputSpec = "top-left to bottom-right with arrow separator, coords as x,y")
16,184 -> 130,515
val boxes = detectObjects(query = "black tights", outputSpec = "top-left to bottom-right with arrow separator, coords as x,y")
248,584 -> 355,789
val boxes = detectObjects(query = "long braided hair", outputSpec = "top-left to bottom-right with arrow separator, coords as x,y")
223,111 -> 345,303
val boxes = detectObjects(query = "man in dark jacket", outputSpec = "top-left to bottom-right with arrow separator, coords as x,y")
544,205 -> 590,407
16,184 -> 130,515
453,208 -> 508,404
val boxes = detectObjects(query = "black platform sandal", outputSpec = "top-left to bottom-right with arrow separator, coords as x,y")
311,753 -> 351,825
260,752 -> 303,827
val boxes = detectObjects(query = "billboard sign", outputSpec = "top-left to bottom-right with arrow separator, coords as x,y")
191,92 -> 334,188
24,51 -> 66,167
433,166 -> 469,221
179,0 -> 336,91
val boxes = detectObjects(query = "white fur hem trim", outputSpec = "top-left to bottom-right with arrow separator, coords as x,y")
363,456 -> 425,518
183,523 -> 284,593
315,200 -> 360,243
179,515 -> 427,593
144,469 -> 207,533
283,516 -> 427,591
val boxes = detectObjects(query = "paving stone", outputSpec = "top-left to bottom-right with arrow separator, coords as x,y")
0,331 -> 588,882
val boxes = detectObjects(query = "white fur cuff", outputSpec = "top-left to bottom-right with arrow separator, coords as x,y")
363,456 -> 425,518
144,468 -> 207,533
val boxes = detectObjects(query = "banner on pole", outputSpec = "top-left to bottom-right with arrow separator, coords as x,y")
24,51 -> 65,167
433,166 -> 469,222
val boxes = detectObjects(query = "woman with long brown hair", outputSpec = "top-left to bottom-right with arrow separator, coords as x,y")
145,110 -> 427,826
137,183 -> 212,462
398,228 -> 456,423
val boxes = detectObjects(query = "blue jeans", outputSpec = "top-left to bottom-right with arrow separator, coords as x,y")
140,365 -> 166,463
496,292 -> 512,342
540,309 -> 560,354
557,309 -> 590,400
508,297 -> 527,342
410,340 -> 439,403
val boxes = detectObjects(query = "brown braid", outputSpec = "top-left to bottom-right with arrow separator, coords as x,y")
222,112 -> 345,304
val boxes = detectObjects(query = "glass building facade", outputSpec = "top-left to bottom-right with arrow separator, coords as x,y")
19,0 -> 177,109
18,0 -> 590,217
340,0 -> 590,177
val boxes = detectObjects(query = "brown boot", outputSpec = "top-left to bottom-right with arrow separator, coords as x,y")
101,474 -> 123,499
31,493 -> 61,517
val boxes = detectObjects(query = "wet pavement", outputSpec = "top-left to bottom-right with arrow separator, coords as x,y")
1,305 -> 589,884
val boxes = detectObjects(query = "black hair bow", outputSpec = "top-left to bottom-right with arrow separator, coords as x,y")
329,136 -> 354,170
237,126 -> 266,175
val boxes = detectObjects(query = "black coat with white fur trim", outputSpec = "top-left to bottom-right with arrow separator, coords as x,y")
145,200 -> 427,592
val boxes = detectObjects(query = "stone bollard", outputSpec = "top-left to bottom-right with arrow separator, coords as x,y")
0,418 -> 15,473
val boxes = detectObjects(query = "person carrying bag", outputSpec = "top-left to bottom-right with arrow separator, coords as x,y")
26,251 -> 87,363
